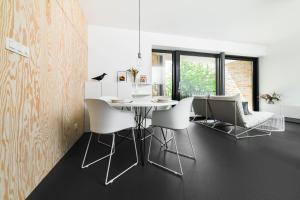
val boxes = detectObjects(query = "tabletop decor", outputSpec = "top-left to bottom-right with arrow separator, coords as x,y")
92,73 -> 107,96
139,75 -> 147,84
127,67 -> 139,83
92,73 -> 107,81
117,71 -> 127,82
260,92 -> 280,104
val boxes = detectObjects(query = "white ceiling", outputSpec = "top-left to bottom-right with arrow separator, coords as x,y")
80,0 -> 300,45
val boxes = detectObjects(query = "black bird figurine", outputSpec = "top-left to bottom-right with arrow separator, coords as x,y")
92,73 -> 107,81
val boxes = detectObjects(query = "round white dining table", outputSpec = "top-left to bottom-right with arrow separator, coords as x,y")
108,99 -> 178,166
108,100 -> 178,108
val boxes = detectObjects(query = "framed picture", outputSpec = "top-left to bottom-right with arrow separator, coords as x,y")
139,75 -> 147,84
117,71 -> 127,82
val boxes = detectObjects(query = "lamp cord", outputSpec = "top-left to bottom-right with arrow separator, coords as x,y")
138,0 -> 141,59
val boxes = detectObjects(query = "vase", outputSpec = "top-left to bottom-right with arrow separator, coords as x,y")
132,83 -> 138,94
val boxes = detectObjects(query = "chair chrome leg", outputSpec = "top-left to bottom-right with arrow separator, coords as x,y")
235,129 -> 271,139
148,128 -> 183,176
202,117 -> 274,140
97,134 -> 112,148
160,128 -> 168,149
81,132 -> 93,168
162,129 -> 196,160
172,131 -> 183,175
161,134 -> 174,149
105,134 -> 115,185
81,132 -> 115,169
186,128 -> 196,159
160,129 -> 175,150
147,127 -> 154,162
105,128 -> 138,185
148,126 -> 165,145
141,134 -> 152,141
132,128 -> 139,163
116,131 -> 133,141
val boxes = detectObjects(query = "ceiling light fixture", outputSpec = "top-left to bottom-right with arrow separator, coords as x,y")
137,0 -> 142,67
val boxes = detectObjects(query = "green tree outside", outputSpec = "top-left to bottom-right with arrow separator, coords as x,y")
165,61 -> 216,98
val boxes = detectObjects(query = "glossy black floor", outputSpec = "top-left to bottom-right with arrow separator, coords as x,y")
27,122 -> 300,200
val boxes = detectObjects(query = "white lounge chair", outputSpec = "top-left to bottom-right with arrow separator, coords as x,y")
193,94 -> 280,139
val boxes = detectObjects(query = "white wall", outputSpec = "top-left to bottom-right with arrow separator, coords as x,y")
88,25 -> 267,98
260,34 -> 300,119
88,25 -> 149,98
85,24 -> 300,130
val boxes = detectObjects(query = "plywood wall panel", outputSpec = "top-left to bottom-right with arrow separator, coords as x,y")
0,1 -> 14,198
1,0 -> 35,198
16,1 -> 46,198
44,0 -> 65,164
0,0 -> 87,199
56,0 -> 87,44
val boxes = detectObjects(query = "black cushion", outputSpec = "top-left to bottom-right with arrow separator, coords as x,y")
242,102 -> 251,115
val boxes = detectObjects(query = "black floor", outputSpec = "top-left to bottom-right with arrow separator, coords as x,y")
27,122 -> 300,200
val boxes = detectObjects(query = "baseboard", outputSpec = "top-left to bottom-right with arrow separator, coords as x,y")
285,117 -> 300,124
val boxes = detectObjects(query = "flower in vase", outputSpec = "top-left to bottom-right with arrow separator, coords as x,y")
127,67 -> 139,83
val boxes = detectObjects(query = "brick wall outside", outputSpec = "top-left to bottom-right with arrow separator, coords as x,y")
225,60 -> 253,109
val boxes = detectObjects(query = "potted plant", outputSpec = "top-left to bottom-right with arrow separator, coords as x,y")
260,92 -> 280,104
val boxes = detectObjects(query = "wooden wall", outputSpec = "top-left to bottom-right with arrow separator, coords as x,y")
0,0 -> 87,199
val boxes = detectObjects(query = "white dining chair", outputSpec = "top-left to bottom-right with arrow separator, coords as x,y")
98,96 -> 133,143
148,97 -> 196,176
99,96 -> 118,102
141,102 -> 172,142
83,99 -> 138,185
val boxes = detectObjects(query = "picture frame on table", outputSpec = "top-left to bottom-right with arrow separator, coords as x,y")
139,75 -> 147,84
117,71 -> 127,82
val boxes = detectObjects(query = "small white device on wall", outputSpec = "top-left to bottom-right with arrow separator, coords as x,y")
5,38 -> 30,58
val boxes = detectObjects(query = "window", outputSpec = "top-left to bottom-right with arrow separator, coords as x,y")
152,51 -> 173,97
225,56 -> 258,110
179,55 -> 216,99
152,50 -> 259,110
225,59 -> 253,109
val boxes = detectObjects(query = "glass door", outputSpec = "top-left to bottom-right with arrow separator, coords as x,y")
152,50 -> 259,110
151,51 -> 173,97
179,54 -> 217,99
225,58 -> 254,109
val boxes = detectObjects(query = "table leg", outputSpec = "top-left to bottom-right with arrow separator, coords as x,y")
137,107 -> 144,166
143,109 -> 146,164
134,107 -> 152,166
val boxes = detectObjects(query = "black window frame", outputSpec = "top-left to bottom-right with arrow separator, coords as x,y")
151,50 -> 259,111
225,55 -> 259,111
152,49 -> 176,99
175,51 -> 220,100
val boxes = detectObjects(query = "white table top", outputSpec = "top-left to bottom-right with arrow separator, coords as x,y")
108,100 -> 178,107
